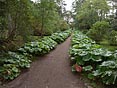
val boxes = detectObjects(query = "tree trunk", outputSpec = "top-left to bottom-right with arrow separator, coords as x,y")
7,13 -> 17,40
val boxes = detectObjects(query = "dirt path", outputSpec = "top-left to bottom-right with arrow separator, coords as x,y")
7,37 -> 87,88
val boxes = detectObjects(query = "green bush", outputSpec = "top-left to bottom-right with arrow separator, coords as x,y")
108,30 -> 117,45
87,21 -> 110,42
111,18 -> 117,31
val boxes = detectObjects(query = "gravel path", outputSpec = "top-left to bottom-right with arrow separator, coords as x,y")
7,37 -> 87,88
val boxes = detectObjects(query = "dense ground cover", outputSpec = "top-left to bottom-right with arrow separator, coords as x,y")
0,30 -> 71,80
69,31 -> 117,86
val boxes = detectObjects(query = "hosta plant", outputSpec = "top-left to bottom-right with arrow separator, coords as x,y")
70,31 -> 117,85
18,37 -> 57,55
0,52 -> 31,80
50,30 -> 71,43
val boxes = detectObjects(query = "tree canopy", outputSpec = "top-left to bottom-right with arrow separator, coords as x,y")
73,0 -> 110,29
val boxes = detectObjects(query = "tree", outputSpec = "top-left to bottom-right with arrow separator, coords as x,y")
0,0 -> 69,51
0,0 -> 6,39
0,0 -> 33,41
73,0 -> 110,29
33,0 -> 68,36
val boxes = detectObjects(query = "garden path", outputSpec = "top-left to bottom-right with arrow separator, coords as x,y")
7,37 -> 87,88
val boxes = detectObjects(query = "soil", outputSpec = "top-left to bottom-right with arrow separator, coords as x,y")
4,37 -> 89,88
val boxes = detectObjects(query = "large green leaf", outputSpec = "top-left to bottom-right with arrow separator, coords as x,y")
76,57 -> 85,65
83,65 -> 93,71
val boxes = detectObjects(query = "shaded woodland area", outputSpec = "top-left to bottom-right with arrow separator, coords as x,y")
0,0 -> 70,51
0,0 -> 117,88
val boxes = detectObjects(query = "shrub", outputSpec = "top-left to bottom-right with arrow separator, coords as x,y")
111,18 -> 117,31
87,21 -> 110,42
108,30 -> 117,45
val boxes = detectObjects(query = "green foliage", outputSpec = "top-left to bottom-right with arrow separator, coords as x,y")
0,0 -> 69,51
0,0 -> 70,81
87,21 -> 110,42
0,52 -> 31,80
32,0 -> 69,36
0,64 -> 20,80
74,0 -> 110,29
19,30 -> 71,55
5,0 -> 33,40
60,21 -> 69,31
108,30 -> 117,45
111,18 -> 117,30
0,30 -> 71,80
69,31 -> 117,85
18,37 -> 58,55
83,65 -> 93,71
50,30 -> 71,44
92,60 -> 117,85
